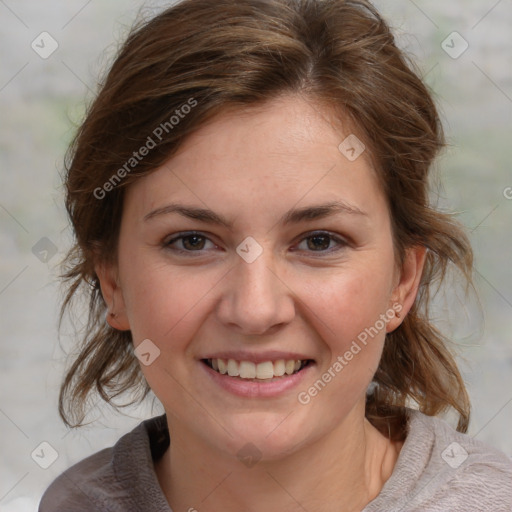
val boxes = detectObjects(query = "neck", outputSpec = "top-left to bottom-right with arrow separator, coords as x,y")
155,402 -> 402,512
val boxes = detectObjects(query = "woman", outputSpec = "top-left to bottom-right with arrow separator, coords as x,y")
39,0 -> 512,510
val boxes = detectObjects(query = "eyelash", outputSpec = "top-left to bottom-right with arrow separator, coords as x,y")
164,231 -> 348,257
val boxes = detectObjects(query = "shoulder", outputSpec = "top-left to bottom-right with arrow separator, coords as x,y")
405,409 -> 512,510
38,415 -> 170,512
38,446 -> 117,511
417,410 -> 512,483
365,408 -> 512,512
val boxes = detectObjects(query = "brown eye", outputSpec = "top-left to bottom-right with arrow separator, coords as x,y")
181,235 -> 206,250
165,232 -> 215,254
295,231 -> 347,254
306,234 -> 331,251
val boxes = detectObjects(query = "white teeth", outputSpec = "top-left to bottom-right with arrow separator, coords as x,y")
285,360 -> 295,375
217,359 -> 227,375
227,359 -> 239,377
273,359 -> 285,376
239,361 -> 256,378
208,358 -> 307,379
255,361 -> 274,379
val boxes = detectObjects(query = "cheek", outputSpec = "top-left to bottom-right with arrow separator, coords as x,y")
119,251 -> 220,344
294,267 -> 393,416
299,255 -> 394,363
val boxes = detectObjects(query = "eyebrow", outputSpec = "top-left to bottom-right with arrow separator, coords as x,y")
143,200 -> 367,228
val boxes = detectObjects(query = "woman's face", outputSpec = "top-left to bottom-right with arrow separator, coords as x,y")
99,94 -> 423,461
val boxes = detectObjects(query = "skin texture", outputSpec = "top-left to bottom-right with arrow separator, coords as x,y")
96,94 -> 426,512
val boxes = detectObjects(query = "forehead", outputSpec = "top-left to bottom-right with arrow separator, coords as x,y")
123,94 -> 386,225
170,94 -> 372,175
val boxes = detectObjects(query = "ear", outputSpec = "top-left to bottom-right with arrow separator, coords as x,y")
95,260 -> 131,331
386,245 -> 427,333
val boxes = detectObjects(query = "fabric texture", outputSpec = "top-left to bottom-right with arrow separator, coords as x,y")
38,408 -> 512,511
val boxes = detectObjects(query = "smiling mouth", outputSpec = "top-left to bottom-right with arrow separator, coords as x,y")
202,358 -> 314,382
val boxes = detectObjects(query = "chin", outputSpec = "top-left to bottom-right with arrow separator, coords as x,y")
214,413 -> 312,464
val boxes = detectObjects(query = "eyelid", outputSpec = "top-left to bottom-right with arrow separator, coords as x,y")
164,230 -> 349,256
292,230 -> 349,254
164,231 -> 219,252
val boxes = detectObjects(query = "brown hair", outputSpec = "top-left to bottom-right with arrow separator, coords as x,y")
59,0 -> 473,437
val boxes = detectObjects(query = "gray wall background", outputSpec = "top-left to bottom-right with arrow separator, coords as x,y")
1,0 -> 511,509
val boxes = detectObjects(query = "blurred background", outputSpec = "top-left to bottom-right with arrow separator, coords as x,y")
1,0 -> 511,509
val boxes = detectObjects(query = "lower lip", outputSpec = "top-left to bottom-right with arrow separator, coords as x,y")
199,360 -> 315,398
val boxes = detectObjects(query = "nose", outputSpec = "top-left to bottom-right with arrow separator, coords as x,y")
216,251 -> 296,336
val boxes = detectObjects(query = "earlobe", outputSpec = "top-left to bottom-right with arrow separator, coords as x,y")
386,246 -> 427,332
94,260 -> 131,331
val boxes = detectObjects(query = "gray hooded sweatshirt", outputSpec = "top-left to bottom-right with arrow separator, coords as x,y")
39,408 -> 512,511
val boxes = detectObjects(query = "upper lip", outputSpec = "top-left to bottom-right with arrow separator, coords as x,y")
200,351 -> 314,364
